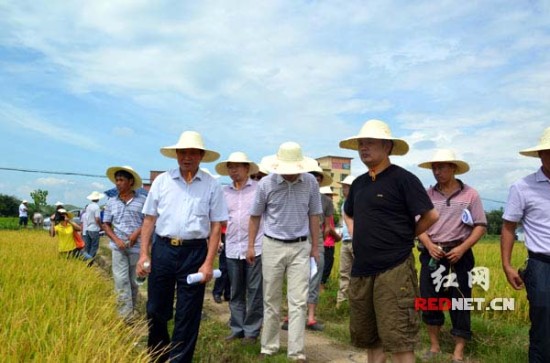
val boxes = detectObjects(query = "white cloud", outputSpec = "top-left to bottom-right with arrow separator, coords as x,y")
36,177 -> 74,186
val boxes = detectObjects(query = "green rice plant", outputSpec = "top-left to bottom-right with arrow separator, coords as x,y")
0,217 -> 20,230
0,230 -> 150,362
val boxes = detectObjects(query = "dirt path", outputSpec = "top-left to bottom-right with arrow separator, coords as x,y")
202,294 -> 368,363
96,241 -> 367,362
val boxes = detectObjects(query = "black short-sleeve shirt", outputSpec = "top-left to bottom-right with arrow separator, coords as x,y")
344,164 -> 433,276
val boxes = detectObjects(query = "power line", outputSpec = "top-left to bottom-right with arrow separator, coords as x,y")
0,167 -> 151,182
480,198 -> 506,205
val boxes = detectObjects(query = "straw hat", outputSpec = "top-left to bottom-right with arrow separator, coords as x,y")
519,127 -> 550,158
215,152 -> 260,176
106,166 -> 143,190
262,142 -> 318,175
57,208 -> 74,220
22,200 -> 28,204
160,131 -> 220,162
257,157 -> 270,175
54,201 -> 64,207
338,175 -> 356,186
320,186 -> 334,195
418,149 -> 470,175
86,191 -> 106,201
339,119 -> 409,155
308,165 -> 333,187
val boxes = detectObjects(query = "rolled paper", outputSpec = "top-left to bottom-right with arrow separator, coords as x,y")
186,269 -> 222,284
462,209 -> 474,226
310,257 -> 318,281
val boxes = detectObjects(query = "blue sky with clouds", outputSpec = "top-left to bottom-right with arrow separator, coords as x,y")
0,1 -> 548,210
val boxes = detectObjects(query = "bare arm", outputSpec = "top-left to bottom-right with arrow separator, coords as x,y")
501,220 -> 523,290
343,212 -> 353,237
309,214 -> 320,262
198,221 -> 221,283
415,208 -> 439,237
102,222 -> 127,250
246,215 -> 261,264
136,215 -> 157,277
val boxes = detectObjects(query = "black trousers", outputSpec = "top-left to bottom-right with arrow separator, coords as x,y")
419,248 -> 474,340
147,235 -> 207,363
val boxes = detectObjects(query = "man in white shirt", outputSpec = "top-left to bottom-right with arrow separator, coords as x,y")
84,191 -> 105,258
19,200 -> 28,227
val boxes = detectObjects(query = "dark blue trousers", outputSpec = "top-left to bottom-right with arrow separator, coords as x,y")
524,255 -> 550,363
147,235 -> 207,363
419,248 -> 474,340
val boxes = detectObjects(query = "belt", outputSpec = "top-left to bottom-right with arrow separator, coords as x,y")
265,234 -> 308,243
342,239 -> 352,243
157,235 -> 207,247
433,239 -> 462,248
528,251 -> 550,264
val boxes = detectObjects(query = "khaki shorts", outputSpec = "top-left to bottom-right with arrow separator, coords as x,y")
349,254 -> 420,353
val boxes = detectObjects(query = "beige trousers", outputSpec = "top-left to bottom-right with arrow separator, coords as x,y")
261,236 -> 310,361
337,241 -> 354,304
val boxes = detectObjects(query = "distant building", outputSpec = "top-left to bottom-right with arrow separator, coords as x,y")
143,170 -> 164,192
315,155 -> 353,209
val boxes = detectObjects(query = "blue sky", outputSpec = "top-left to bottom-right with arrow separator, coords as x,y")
0,1 -> 548,210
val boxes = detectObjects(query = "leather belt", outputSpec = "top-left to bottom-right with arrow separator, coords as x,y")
157,235 -> 207,247
265,234 -> 308,243
528,251 -> 550,264
433,239 -> 462,248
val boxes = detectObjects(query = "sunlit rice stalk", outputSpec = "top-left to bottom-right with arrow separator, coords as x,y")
0,230 -> 149,362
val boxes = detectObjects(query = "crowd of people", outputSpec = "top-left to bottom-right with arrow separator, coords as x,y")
44,121 -> 549,363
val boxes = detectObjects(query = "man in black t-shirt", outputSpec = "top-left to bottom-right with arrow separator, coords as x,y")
340,119 -> 438,363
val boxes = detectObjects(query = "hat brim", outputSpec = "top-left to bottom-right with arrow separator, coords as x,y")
86,192 -> 106,201
160,147 -> 220,163
418,160 -> 470,175
519,145 -> 550,158
106,166 -> 143,190
262,155 -> 319,175
309,170 -> 333,187
215,161 -> 259,176
339,137 -> 409,156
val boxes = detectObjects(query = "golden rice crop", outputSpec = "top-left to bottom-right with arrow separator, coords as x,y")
0,230 -> 149,362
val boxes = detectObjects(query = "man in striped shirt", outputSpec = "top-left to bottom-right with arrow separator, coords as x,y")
417,149 -> 487,363
247,142 -> 321,363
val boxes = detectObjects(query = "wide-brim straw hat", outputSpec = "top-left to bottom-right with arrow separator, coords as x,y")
262,142 -> 319,175
320,186 -> 334,195
86,191 -> 106,201
520,127 -> 550,158
308,165 -> 333,187
54,201 -> 64,207
57,208 -> 74,220
339,119 -> 409,156
418,149 -> 470,175
106,166 -> 143,190
160,131 -> 220,163
338,175 -> 356,186
215,152 -> 260,176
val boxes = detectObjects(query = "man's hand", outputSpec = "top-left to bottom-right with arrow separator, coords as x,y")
136,256 -> 151,278
198,263 -> 214,283
503,265 -> 524,290
246,246 -> 255,265
445,245 -> 467,264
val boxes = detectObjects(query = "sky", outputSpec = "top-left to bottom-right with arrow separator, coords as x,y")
0,0 -> 549,211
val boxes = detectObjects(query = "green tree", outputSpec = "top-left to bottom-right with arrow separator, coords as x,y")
0,194 -> 20,217
30,189 -> 48,212
485,208 -> 504,235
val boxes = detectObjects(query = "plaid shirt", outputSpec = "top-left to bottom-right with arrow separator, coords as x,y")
103,193 -> 147,252
250,172 -> 322,240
